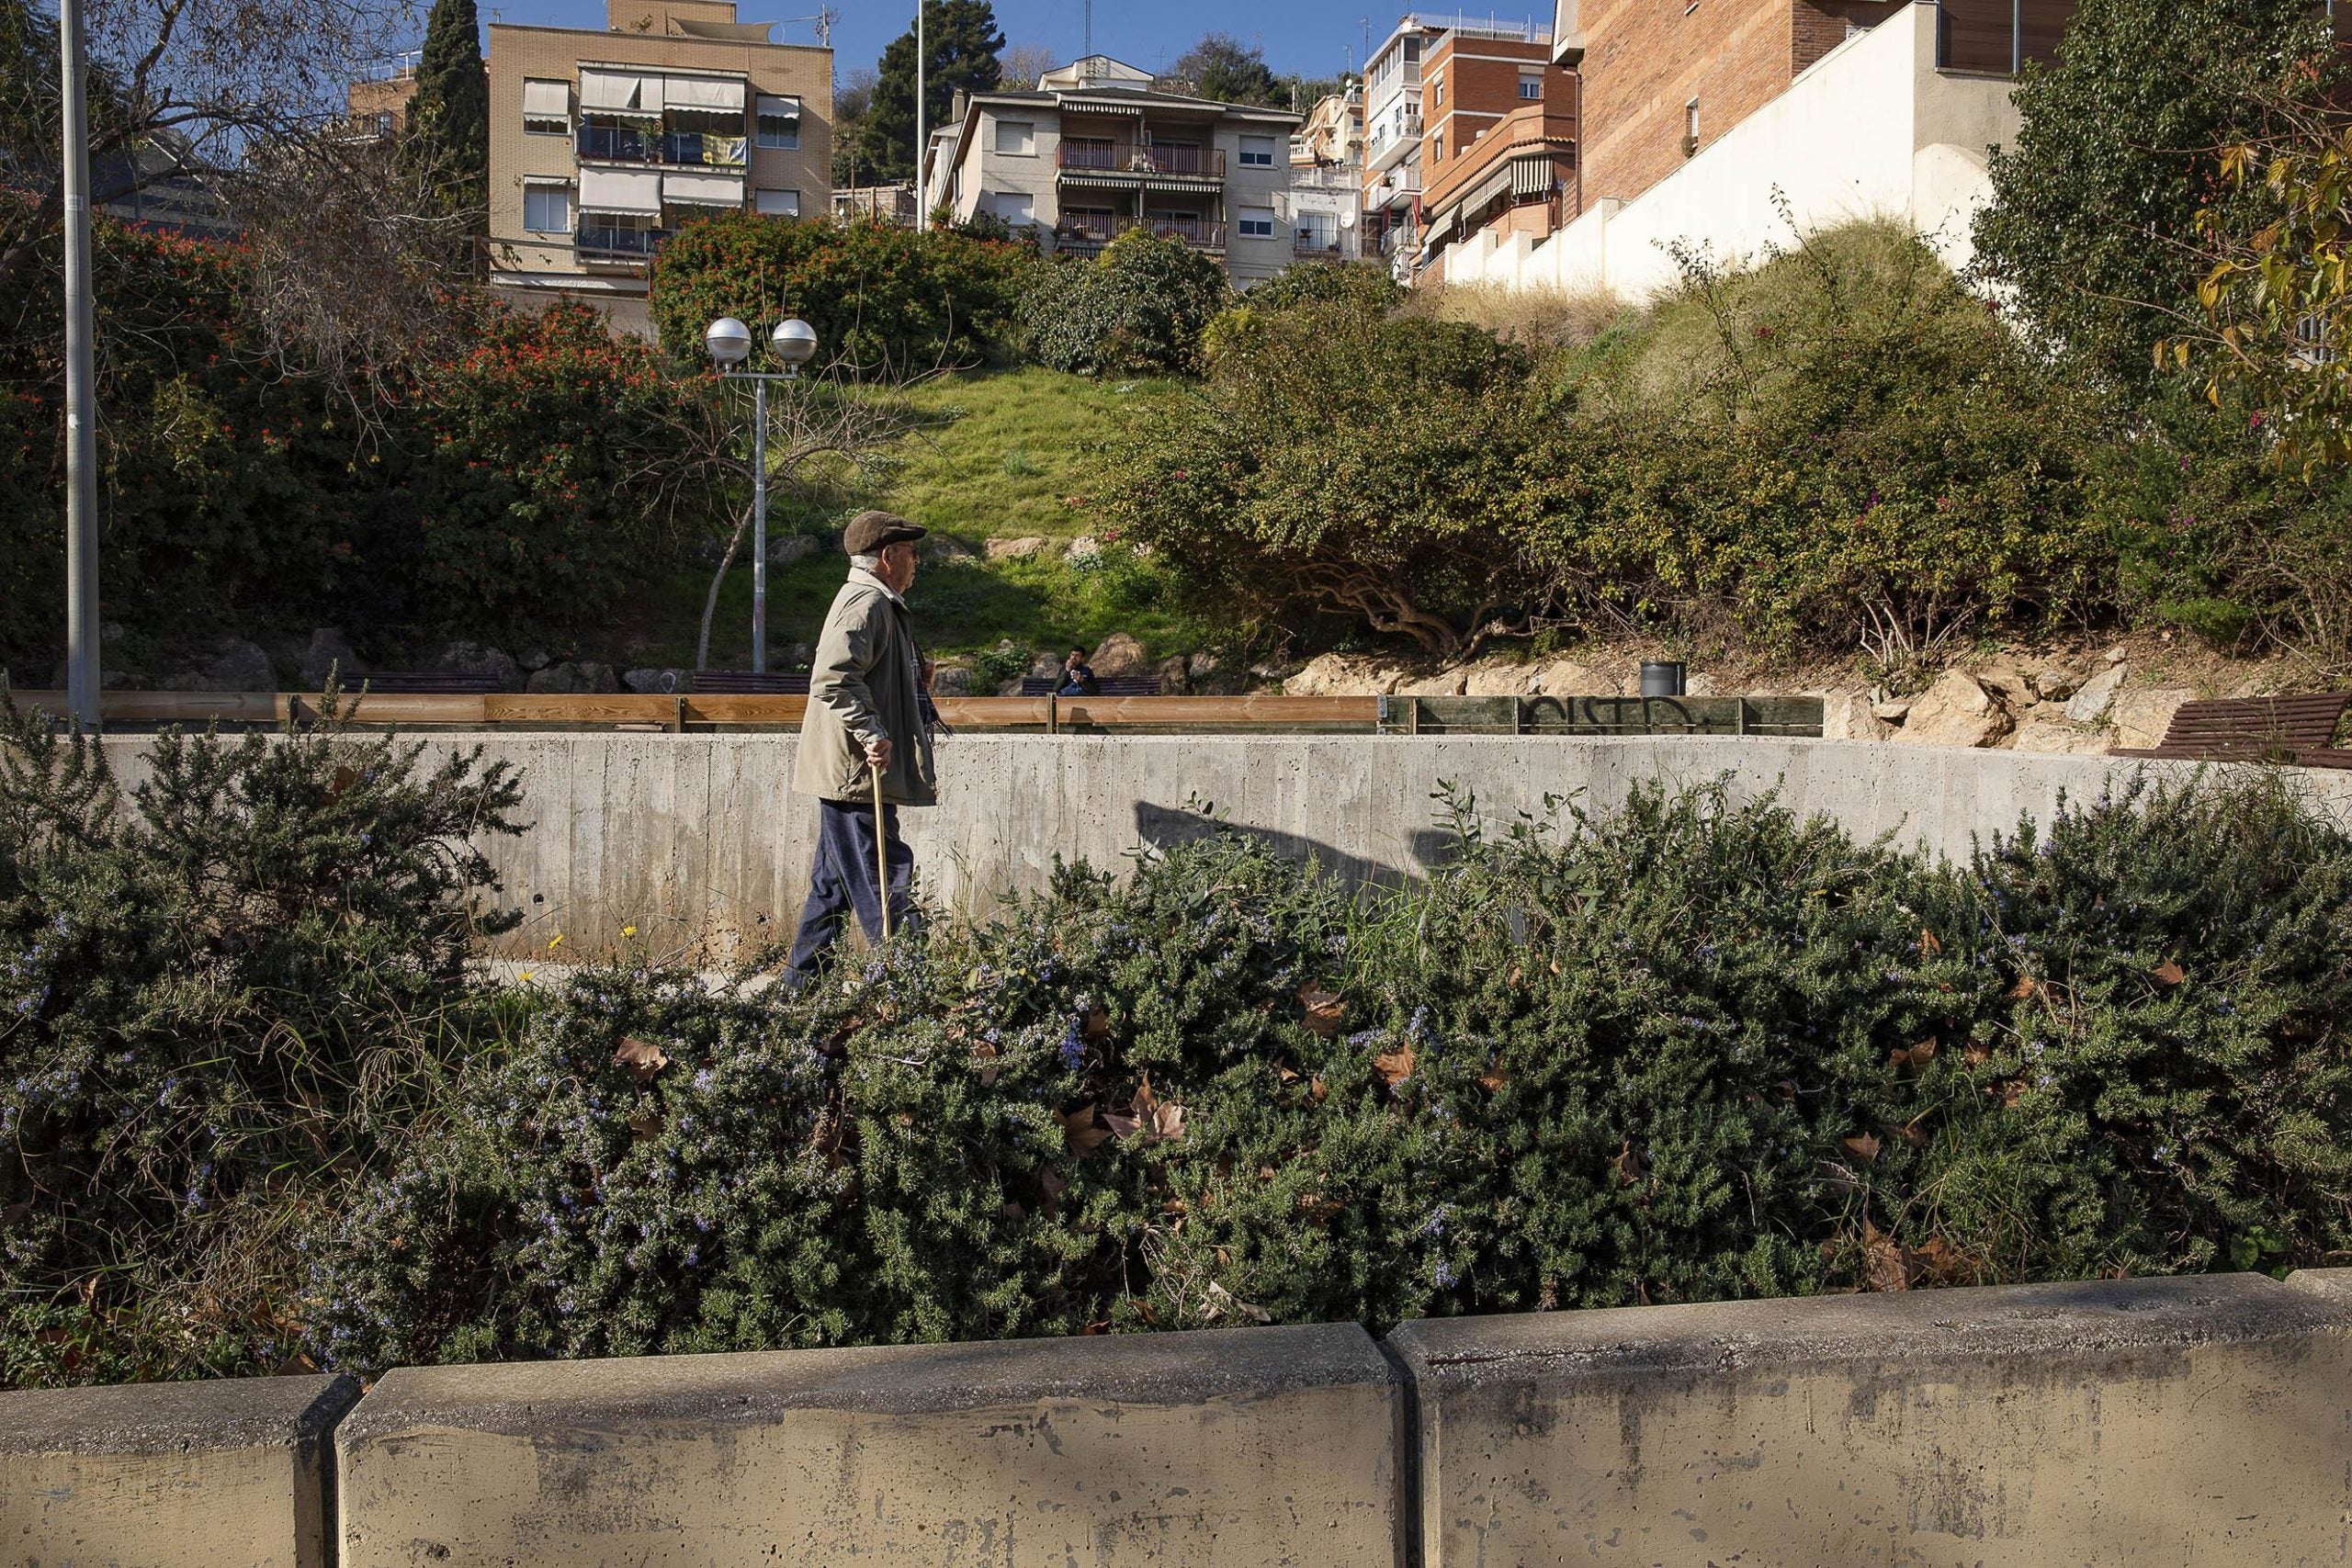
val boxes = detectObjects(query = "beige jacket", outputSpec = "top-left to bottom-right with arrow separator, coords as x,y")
793,567 -> 937,807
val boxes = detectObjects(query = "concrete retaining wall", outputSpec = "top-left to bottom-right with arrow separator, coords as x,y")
100,731 -> 2352,959
0,1372 -> 358,1568
333,1324 -> 1407,1567
13,1274 -> 2352,1565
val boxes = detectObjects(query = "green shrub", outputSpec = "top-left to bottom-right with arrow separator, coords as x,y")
0,694 -> 524,1383
649,215 -> 1032,375
1017,231 -> 1228,377
298,770 -> 2352,1374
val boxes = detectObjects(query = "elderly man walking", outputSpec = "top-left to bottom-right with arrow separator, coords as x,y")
785,510 -> 935,988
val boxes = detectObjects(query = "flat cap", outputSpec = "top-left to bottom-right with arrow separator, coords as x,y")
842,510 -> 927,557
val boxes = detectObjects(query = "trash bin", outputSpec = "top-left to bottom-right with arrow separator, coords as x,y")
1639,660 -> 1687,698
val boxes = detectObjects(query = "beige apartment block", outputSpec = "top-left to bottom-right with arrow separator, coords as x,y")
486,0 -> 830,337
925,54 -> 1301,287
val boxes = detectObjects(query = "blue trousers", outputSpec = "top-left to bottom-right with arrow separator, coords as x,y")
785,797 -> 921,985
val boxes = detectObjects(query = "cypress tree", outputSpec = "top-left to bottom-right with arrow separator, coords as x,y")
409,0 -> 490,238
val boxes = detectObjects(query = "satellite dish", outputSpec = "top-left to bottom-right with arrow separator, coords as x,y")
1340,208 -> 1358,229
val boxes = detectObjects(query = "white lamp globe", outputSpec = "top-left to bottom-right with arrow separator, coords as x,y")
705,317 -> 753,367
771,316 -> 819,367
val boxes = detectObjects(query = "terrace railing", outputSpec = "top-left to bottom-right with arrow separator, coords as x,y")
1056,142 -> 1227,177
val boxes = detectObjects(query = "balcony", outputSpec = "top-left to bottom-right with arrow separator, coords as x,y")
576,224 -> 669,265
1294,231 -> 1347,259
1055,142 -> 1227,179
577,124 -> 748,170
1055,214 -> 1227,254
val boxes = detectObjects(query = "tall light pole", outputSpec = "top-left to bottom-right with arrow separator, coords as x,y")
59,0 -> 100,726
914,2 -> 925,218
707,314 -> 819,674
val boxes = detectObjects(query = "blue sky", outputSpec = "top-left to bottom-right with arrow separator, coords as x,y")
475,2 -> 1545,84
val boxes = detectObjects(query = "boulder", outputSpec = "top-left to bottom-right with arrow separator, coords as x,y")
1065,535 -> 1102,563
623,667 -> 685,694
1089,632 -> 1148,678
517,649 -> 553,672
527,660 -> 618,694
163,638 -> 276,693
2112,687 -> 2195,751
1531,660 -> 1600,697
1889,670 -> 2011,749
1154,655 -> 1191,695
930,664 -> 974,697
1461,659 -> 1537,696
1028,650 -> 1065,682
1397,668 -> 1470,697
433,640 -> 523,692
2011,714 -> 2110,754
986,536 -> 1049,561
2034,668 -> 2082,702
1283,653 -> 1401,696
771,534 -> 822,568
1975,664 -> 2037,709
299,627 -> 363,691
1872,700 -> 1912,722
1187,649 -> 1246,695
2064,662 -> 2127,724
1819,690 -> 1891,742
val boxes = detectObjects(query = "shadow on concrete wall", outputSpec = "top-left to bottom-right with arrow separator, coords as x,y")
1131,800 -> 1462,889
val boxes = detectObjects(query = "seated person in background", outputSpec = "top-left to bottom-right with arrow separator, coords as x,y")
1056,646 -> 1100,697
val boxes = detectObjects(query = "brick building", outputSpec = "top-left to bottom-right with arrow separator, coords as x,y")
484,0 -> 831,337
1416,33 -> 1577,278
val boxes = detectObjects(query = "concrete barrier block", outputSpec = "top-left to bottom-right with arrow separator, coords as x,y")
336,1323 -> 1405,1566
0,1372 -> 359,1568
1389,1274 -> 2352,1566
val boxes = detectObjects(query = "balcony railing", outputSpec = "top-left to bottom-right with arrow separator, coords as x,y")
1055,214 -> 1227,251
1055,142 -> 1227,177
577,124 -> 748,169
576,224 -> 669,260
1294,232 -> 1346,258
1292,164 -> 1361,191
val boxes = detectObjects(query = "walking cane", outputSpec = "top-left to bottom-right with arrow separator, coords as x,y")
872,761 -> 891,941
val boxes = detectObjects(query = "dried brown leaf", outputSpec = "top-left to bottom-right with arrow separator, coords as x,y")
1296,984 -> 1347,1038
627,1110 -> 663,1142
1085,1006 -> 1111,1040
1063,1105 -> 1113,1156
2153,960 -> 2186,987
1919,926 -> 1942,956
2009,976 -> 2039,1001
1373,1045 -> 1415,1086
1842,1132 -> 1882,1165
1611,1137 -> 1645,1185
613,1035 -> 671,1082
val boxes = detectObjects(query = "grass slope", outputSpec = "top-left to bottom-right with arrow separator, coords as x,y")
636,368 -> 1209,671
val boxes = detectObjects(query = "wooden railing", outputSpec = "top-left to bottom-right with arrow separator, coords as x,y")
6,691 -> 1826,737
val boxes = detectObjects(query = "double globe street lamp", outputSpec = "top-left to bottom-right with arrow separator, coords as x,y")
707,314 -> 820,673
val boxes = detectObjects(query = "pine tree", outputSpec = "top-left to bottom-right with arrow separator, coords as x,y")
867,0 -> 1005,184
409,0 -> 490,237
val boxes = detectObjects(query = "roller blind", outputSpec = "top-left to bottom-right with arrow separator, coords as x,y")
663,171 -> 743,207
666,74 -> 746,111
522,78 -> 571,118
579,69 -> 652,112
577,165 -> 662,214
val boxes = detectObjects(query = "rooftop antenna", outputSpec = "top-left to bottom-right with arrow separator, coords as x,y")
784,8 -> 836,44
1083,0 -> 1091,58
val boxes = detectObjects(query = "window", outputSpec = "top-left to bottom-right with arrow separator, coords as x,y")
1432,134 -> 1442,164
994,118 -> 1035,155
991,192 -> 1035,225
1684,96 -> 1700,153
1431,76 -> 1443,107
1238,205 -> 1275,239
754,187 -> 801,217
1238,134 -> 1275,167
1520,73 -> 1544,100
756,95 -> 800,150
522,78 -> 570,136
524,183 -> 571,233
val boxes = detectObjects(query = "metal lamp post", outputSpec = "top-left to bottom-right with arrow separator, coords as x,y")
707,314 -> 818,674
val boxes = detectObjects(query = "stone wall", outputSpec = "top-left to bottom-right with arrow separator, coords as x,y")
12,1272 -> 2352,1565
96,731 -> 2352,961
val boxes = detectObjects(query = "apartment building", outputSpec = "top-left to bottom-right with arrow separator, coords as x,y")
485,0 -> 831,336
1290,85 -> 1364,263
1416,31 -> 1576,277
925,55 -> 1302,286
1437,0 -> 2076,297
1359,13 -> 1554,278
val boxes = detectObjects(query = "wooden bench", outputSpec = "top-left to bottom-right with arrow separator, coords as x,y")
1018,676 -> 1165,697
355,671 -> 501,694
689,670 -> 812,694
2111,694 -> 2351,764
